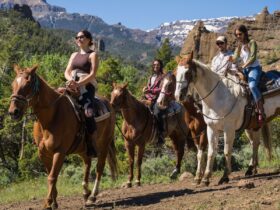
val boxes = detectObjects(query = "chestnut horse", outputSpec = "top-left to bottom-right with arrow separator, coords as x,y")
174,53 -> 276,186
110,83 -> 192,187
157,72 -> 208,184
8,65 -> 117,209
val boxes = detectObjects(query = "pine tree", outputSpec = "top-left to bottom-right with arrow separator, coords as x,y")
155,38 -> 173,67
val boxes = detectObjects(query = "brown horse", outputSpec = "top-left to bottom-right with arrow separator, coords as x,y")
157,72 -> 208,184
8,65 -> 117,209
110,82 -> 192,188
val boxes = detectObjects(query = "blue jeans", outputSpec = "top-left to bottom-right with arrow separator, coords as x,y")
243,65 -> 262,102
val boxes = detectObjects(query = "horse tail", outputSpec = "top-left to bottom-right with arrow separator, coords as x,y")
261,123 -> 272,160
107,137 -> 118,180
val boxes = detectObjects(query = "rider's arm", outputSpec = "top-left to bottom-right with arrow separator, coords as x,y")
64,52 -> 77,81
232,45 -> 241,64
77,52 -> 99,87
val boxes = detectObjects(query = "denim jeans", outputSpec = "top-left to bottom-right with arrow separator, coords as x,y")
243,65 -> 262,102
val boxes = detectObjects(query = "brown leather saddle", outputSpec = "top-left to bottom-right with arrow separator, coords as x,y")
237,71 -> 280,131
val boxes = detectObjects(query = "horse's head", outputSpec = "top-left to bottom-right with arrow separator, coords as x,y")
156,72 -> 176,110
174,52 -> 196,102
9,64 -> 39,120
110,82 -> 128,110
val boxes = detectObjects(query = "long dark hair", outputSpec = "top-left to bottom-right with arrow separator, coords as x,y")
234,24 -> 250,42
80,29 -> 93,46
152,59 -> 164,73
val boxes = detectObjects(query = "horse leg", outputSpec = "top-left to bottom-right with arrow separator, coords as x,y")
169,133 -> 184,180
194,131 -> 207,185
202,127 -> 219,186
44,152 -> 65,210
125,142 -> 135,188
81,155 -> 92,201
194,146 -> 204,185
135,144 -> 145,186
86,150 -> 108,206
39,153 -> 54,209
218,129 -> 235,185
245,129 -> 260,176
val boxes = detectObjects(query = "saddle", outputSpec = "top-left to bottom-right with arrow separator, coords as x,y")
237,70 -> 280,131
57,87 -> 111,122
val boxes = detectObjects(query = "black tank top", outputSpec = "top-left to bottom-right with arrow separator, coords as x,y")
71,50 -> 93,74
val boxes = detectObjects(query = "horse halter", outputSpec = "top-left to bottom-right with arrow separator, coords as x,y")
176,63 -> 196,96
10,73 -> 40,106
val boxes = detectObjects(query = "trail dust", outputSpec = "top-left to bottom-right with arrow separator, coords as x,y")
1,169 -> 280,210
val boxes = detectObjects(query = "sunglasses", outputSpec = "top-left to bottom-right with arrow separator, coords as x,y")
75,35 -> 86,40
216,42 -> 225,46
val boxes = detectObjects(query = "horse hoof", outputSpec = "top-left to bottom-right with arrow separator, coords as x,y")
170,169 -> 179,180
135,181 -> 141,187
51,202 -> 58,209
85,196 -> 96,207
193,178 -> 201,185
218,177 -> 229,185
126,182 -> 132,188
245,166 -> 254,176
245,170 -> 253,176
201,179 -> 210,187
83,191 -> 91,201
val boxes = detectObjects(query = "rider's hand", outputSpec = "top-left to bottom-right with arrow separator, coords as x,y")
68,80 -> 79,92
143,86 -> 149,93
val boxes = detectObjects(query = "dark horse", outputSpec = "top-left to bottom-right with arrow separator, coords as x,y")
110,82 -> 192,188
157,72 -> 208,184
8,65 -> 117,209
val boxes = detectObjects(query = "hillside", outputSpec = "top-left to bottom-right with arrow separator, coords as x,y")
180,7 -> 280,70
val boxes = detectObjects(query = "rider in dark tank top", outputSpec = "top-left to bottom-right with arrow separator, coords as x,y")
64,30 -> 99,156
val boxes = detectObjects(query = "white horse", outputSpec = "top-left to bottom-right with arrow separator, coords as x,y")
174,52 -> 279,186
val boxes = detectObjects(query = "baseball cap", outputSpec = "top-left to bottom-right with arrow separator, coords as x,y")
216,36 -> 227,43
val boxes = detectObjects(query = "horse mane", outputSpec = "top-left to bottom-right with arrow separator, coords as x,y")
193,59 -> 212,72
192,59 -> 243,97
125,88 -> 149,110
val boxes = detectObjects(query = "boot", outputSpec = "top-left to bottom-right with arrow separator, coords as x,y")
256,99 -> 265,126
157,132 -> 165,146
86,132 -> 97,157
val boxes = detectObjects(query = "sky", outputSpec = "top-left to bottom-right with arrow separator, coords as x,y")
47,0 -> 279,30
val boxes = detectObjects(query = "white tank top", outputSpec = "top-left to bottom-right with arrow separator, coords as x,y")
240,44 -> 260,68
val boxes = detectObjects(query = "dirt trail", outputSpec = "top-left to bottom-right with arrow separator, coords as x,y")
2,169 -> 280,210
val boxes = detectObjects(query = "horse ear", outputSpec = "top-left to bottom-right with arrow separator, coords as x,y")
112,82 -> 116,88
28,64 -> 39,74
123,82 -> 128,89
13,64 -> 21,74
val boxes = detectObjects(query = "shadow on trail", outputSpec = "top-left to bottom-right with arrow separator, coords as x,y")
232,171 -> 280,181
89,186 -> 233,209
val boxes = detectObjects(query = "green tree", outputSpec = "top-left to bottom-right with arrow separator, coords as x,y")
155,38 -> 173,67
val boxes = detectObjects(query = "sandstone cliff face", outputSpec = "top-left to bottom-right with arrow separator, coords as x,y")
180,7 -> 280,70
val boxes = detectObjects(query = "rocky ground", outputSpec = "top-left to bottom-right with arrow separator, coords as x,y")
1,169 -> 280,210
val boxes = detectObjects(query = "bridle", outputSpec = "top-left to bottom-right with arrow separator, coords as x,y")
10,73 -> 40,106
177,62 -> 222,103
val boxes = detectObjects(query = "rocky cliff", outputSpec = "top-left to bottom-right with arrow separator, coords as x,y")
180,7 -> 280,70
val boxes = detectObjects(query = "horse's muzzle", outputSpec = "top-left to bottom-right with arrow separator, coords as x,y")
9,108 -> 22,120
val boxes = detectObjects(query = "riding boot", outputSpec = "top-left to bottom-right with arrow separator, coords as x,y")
256,99 -> 265,126
86,131 -> 97,157
85,115 -> 97,157
157,118 -> 165,146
